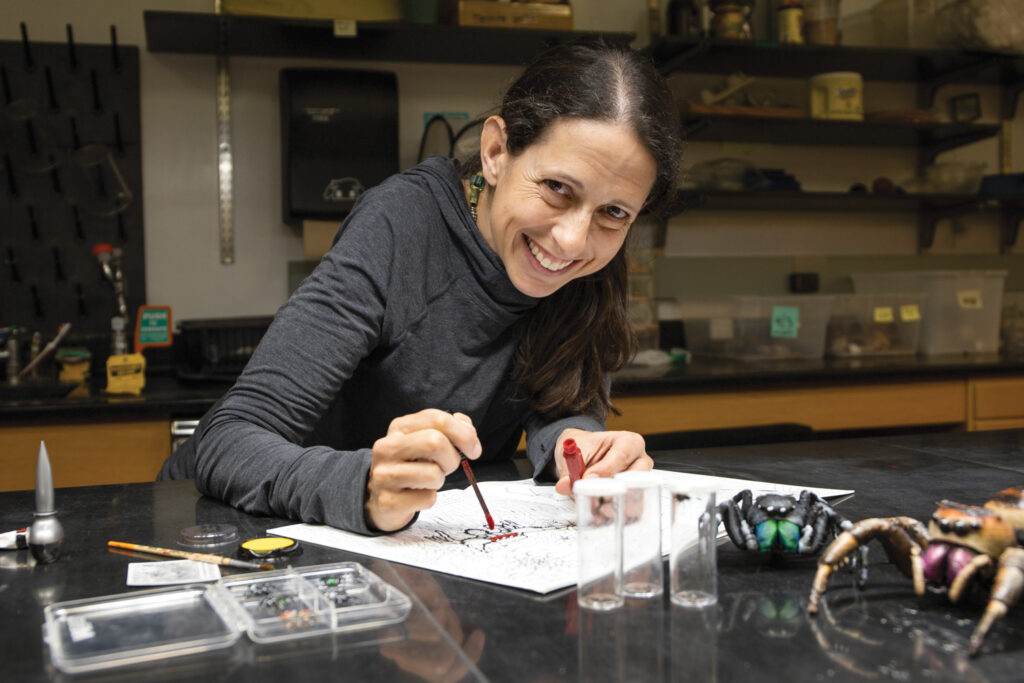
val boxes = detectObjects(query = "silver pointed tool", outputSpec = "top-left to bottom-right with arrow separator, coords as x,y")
29,441 -> 63,564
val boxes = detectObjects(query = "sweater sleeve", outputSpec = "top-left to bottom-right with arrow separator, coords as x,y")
186,200 -> 399,535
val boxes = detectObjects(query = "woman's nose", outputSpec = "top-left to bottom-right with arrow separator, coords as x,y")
551,211 -> 590,257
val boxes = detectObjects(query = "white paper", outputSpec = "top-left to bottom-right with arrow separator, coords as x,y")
126,559 -> 222,586
269,470 -> 853,594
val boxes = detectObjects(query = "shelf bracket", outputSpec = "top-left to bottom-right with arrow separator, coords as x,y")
916,57 -> 994,110
919,130 -> 993,168
917,198 -> 988,251
656,39 -> 711,77
1002,203 -> 1023,253
682,116 -> 709,140
1001,80 -> 1024,121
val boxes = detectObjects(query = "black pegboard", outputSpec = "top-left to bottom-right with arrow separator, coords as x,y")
0,27 -> 144,343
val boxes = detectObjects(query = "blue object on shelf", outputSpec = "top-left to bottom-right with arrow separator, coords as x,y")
979,173 -> 1024,196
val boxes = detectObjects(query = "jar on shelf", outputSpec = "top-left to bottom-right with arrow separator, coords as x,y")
804,0 -> 840,44
710,0 -> 753,40
777,0 -> 804,43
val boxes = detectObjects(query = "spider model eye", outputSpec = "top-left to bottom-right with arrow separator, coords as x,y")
938,518 -> 952,532
953,520 -> 970,535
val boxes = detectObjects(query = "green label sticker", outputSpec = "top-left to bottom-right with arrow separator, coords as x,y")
138,308 -> 169,344
770,306 -> 800,339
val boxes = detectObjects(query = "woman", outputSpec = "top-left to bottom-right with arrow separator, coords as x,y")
160,39 -> 682,534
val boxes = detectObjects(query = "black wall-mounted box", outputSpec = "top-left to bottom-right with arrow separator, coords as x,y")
280,68 -> 398,228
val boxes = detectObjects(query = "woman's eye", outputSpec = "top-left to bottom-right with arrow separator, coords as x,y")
543,179 -> 567,195
605,205 -> 629,220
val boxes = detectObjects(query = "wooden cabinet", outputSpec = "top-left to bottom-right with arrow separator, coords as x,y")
608,379 -> 968,435
0,417 -> 171,492
968,376 -> 1024,431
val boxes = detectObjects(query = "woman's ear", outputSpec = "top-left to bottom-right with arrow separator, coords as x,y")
478,115 -> 508,186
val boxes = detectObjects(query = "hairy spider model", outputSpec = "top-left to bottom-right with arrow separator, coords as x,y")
807,486 -> 1024,657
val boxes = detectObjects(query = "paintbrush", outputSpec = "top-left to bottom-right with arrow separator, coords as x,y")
108,541 -> 273,571
455,448 -> 494,531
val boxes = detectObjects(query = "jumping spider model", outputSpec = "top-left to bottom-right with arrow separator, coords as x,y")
718,490 -> 855,557
807,486 -> 1024,657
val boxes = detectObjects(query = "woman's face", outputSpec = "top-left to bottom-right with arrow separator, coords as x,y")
477,117 -> 657,299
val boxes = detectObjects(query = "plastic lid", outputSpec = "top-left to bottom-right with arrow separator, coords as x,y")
573,478 -> 627,497
613,471 -> 663,489
177,524 -> 240,550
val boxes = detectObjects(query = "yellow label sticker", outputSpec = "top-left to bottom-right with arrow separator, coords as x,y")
957,290 -> 983,309
900,304 -> 921,321
873,306 -> 894,323
333,19 -> 357,36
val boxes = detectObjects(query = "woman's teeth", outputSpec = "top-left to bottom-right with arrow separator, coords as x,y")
525,236 -> 572,272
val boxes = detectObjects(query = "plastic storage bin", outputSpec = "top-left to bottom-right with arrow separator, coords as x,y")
43,562 -> 411,674
1002,292 -> 1024,356
826,293 -> 928,356
679,295 -> 834,360
851,270 -> 1007,355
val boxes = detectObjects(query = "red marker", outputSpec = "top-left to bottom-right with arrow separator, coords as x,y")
563,438 -> 585,486
460,454 -> 494,530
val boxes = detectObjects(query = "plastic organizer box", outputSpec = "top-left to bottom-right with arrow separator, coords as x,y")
826,293 -> 928,356
176,316 -> 274,381
43,562 -> 411,674
851,270 -> 1007,355
679,295 -> 835,360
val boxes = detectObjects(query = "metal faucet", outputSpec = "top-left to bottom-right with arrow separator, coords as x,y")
92,243 -> 129,355
3,326 -> 22,386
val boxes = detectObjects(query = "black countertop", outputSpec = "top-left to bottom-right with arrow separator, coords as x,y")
4,354 -> 1024,422
2,429 -> 1024,681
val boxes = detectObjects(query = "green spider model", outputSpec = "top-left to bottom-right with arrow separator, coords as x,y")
718,490 -> 854,557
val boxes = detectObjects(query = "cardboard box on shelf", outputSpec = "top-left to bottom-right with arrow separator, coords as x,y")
453,1 -> 573,30
221,0 -> 403,21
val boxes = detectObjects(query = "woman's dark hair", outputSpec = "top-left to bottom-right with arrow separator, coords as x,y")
469,39 -> 682,422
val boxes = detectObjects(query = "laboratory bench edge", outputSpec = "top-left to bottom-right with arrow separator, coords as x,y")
2,354 -> 1024,492
3,429 -> 1024,681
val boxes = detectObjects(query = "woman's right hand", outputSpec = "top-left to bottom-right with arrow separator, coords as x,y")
366,409 -> 482,532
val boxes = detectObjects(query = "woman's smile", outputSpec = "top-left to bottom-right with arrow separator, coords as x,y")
523,235 -> 573,273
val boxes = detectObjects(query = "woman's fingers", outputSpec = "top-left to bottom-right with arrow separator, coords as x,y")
387,409 -> 482,459
367,409 -> 482,531
553,430 -> 652,496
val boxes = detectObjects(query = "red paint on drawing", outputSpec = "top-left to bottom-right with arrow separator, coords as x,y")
489,533 -> 519,542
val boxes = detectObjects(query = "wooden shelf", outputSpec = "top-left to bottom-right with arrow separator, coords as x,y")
672,189 -> 1012,213
681,114 -> 1001,150
647,37 -> 1024,86
144,10 -> 635,65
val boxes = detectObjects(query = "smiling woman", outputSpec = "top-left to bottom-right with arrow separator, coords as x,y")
159,39 -> 683,537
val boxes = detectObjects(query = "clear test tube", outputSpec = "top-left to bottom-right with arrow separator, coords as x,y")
574,478 -> 627,611
614,471 -> 663,598
668,484 -> 718,608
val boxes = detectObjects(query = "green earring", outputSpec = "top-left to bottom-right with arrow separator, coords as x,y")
468,174 -> 486,221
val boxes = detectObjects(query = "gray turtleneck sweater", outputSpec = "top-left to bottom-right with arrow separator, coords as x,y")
159,156 -> 603,534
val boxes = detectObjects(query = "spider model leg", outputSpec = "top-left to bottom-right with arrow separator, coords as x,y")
948,554 -> 993,603
968,547 -> 1024,657
807,516 -> 928,615
718,490 -> 759,552
798,492 -> 849,555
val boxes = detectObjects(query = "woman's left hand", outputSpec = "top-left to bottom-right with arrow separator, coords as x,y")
553,428 -> 652,496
